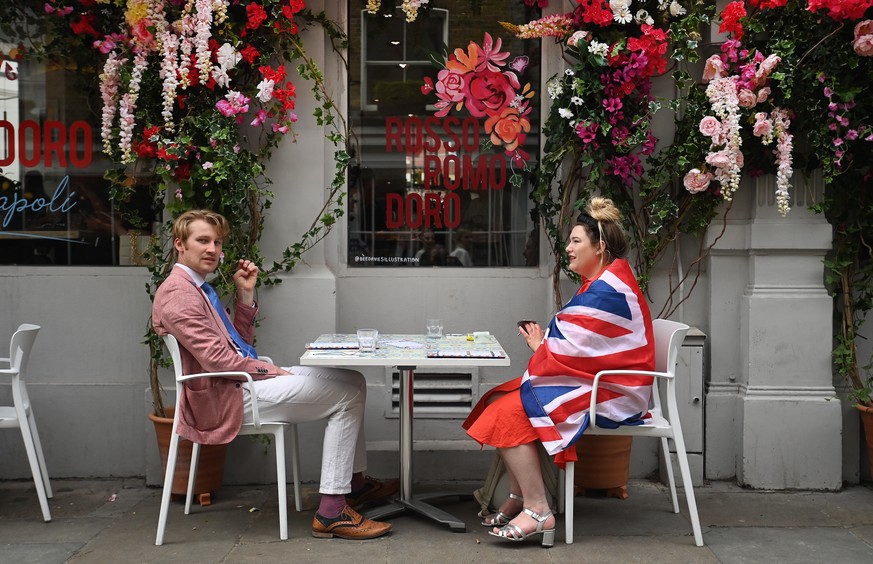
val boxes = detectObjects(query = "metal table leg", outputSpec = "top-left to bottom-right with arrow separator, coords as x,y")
363,366 -> 466,532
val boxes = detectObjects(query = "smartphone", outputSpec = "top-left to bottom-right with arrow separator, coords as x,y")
517,320 -> 536,329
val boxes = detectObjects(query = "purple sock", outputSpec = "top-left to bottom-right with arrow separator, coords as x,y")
318,494 -> 347,518
350,472 -> 365,492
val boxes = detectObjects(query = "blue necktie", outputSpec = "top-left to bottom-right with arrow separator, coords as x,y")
200,282 -> 258,359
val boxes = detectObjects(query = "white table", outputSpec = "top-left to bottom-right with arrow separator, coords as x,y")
299,333 -> 510,532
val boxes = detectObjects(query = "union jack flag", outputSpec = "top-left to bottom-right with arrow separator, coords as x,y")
520,258 -> 655,466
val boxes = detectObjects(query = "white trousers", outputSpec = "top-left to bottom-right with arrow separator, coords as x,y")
241,366 -> 367,495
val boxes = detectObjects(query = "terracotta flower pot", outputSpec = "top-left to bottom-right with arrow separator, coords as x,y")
573,435 -> 633,499
149,408 -> 228,504
856,404 -> 873,473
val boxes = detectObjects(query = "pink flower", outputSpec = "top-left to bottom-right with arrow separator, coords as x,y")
757,87 -> 771,104
757,54 -> 780,80
846,129 -> 859,140
706,150 -> 732,169
202,161 -> 213,169
684,169 -> 712,193
272,123 -> 289,134
435,69 -> 465,103
250,109 -> 268,127
853,20 -> 873,57
44,3 -> 54,14
702,55 -> 727,82
737,89 -> 758,108
752,113 -> 773,138
509,56 -> 529,74
699,116 -> 722,138
567,30 -> 589,47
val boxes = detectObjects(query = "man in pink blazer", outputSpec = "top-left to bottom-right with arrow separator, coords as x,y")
152,209 -> 394,540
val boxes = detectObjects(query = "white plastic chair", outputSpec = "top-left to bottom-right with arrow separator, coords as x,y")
155,334 -> 301,545
558,319 -> 703,546
0,323 -> 52,522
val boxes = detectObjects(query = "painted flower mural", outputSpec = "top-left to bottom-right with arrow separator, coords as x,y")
422,33 -> 536,169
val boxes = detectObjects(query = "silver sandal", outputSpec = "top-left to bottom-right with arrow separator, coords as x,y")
480,492 -> 523,527
488,507 -> 556,548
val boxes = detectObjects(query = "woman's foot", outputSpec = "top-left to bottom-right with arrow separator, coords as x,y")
481,492 -> 523,526
491,506 -> 556,541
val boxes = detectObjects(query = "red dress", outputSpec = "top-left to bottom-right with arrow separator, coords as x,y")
462,376 -> 537,448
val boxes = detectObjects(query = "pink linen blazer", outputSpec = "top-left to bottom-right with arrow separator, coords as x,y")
151,266 -> 280,444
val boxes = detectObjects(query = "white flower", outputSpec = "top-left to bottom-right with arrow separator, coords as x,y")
571,96 -> 584,105
546,77 -> 563,99
211,66 -> 230,88
589,41 -> 609,57
658,0 -> 670,10
669,1 -> 686,16
257,78 -> 275,103
216,42 -> 241,71
564,68 -> 575,76
613,8 -> 633,24
635,9 -> 654,25
609,0 -> 631,11
558,108 -> 573,119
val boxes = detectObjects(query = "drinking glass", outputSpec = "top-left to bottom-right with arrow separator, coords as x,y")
426,319 -> 443,338
357,329 -> 378,352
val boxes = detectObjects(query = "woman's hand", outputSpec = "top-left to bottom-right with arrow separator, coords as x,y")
518,321 -> 545,352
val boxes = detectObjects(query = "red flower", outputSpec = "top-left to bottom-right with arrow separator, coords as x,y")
719,1 -> 747,40
421,76 -> 434,95
172,161 -> 192,181
70,13 -> 100,37
240,44 -> 260,64
463,70 -> 518,117
157,146 -> 180,161
134,141 -> 157,158
748,0 -> 788,8
246,3 -> 268,31
576,0 -> 613,27
807,0 -> 873,21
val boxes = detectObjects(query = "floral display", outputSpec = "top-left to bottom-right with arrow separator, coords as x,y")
421,33 -> 536,168
499,0 -> 714,289
687,40 -> 793,215
696,0 -> 873,404
6,0 -> 350,416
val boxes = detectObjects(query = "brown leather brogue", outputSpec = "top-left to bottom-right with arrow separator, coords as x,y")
311,505 -> 392,540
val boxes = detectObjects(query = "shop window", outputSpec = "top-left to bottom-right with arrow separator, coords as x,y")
0,51 -> 154,266
348,2 -> 541,267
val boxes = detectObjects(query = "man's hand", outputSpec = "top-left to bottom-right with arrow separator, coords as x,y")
233,259 -> 259,305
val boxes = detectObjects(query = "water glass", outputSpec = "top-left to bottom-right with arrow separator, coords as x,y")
357,329 -> 378,352
426,318 -> 443,338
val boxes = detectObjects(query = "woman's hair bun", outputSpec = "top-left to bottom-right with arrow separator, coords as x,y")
587,197 -> 621,223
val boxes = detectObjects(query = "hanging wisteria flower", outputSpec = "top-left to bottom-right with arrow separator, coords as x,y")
772,108 -> 793,217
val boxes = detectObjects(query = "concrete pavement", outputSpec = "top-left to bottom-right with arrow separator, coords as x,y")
1,478 -> 872,563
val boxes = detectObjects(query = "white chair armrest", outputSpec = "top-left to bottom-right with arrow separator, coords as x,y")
177,371 -> 266,429
589,369 -> 672,426
260,356 -> 273,364
0,368 -> 17,375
